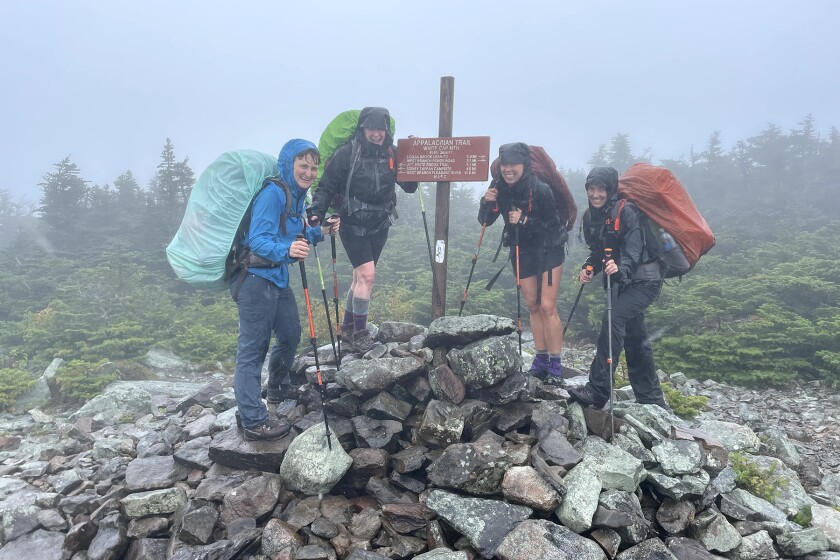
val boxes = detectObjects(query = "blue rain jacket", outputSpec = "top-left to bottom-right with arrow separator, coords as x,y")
247,139 -> 323,288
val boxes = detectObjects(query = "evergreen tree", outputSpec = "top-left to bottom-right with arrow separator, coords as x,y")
0,188 -> 35,249
588,144 -> 609,167
114,170 -> 141,207
608,133 -> 635,172
38,157 -> 89,249
148,139 -> 195,240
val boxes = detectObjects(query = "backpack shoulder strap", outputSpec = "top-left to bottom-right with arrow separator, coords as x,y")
345,139 -> 362,204
610,199 -> 627,233
261,178 -> 293,236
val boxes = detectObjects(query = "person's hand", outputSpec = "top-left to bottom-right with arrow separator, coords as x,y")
322,215 -> 340,236
579,266 -> 594,284
307,210 -> 325,228
604,259 -> 618,276
508,207 -> 523,224
483,187 -> 498,202
289,239 -> 309,260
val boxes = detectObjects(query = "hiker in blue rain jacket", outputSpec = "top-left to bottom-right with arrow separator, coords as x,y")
230,139 -> 339,441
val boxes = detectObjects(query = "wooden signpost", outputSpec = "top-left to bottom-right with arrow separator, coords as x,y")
395,77 -> 491,320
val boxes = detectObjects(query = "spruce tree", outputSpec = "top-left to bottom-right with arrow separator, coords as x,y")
38,157 -> 89,249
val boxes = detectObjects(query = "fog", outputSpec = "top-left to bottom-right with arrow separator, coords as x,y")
2,0 -> 838,202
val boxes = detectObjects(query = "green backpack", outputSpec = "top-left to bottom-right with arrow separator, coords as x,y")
166,150 -> 285,288
313,109 -> 397,191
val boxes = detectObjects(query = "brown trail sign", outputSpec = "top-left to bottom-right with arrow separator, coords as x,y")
396,136 -> 490,183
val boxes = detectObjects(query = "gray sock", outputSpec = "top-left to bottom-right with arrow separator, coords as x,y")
342,288 -> 355,326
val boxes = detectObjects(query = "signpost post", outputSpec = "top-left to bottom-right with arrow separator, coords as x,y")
397,76 -> 490,320
395,77 -> 491,322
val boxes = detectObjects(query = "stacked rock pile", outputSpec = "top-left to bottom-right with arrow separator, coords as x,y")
0,314 -> 839,560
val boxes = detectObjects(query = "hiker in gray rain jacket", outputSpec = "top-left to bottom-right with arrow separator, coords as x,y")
309,107 -> 417,354
479,142 -> 568,380
567,166 -> 670,411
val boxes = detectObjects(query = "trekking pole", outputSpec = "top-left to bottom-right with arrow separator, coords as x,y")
604,247 -> 615,441
514,213 -> 523,372
296,234 -> 333,450
312,241 -> 339,370
330,232 -> 341,361
563,265 -> 593,336
418,186 -> 443,308
459,207 -> 489,317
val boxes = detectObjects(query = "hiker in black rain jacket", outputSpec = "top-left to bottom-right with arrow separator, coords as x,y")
479,142 -> 568,380
309,107 -> 418,353
567,166 -> 670,411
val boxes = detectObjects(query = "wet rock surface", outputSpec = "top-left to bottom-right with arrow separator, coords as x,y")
0,315 -> 839,559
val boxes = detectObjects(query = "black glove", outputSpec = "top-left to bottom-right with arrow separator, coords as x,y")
307,208 -> 324,227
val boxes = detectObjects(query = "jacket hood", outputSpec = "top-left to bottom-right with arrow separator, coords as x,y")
498,142 -> 532,175
497,142 -> 533,193
585,166 -> 619,200
356,106 -> 394,148
277,139 -> 319,192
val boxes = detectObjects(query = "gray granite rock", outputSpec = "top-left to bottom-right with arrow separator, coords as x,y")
424,489 -> 532,558
425,314 -> 516,347
447,336 -> 522,389
496,519 -> 607,560
279,422 -> 352,495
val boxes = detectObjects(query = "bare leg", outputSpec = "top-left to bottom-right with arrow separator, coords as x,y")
520,266 -> 564,354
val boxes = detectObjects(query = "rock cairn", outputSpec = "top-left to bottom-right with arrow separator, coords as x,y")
1,314 -> 840,559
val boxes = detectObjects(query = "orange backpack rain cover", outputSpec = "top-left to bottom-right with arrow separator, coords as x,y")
618,163 -> 715,265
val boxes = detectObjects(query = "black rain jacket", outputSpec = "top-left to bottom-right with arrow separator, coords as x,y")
310,107 -> 418,236
478,162 -> 567,254
582,167 -> 662,286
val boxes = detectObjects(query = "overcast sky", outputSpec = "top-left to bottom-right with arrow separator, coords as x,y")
2,0 -> 838,204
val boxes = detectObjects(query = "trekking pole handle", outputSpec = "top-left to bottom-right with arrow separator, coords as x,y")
296,234 -> 309,289
603,248 -> 614,273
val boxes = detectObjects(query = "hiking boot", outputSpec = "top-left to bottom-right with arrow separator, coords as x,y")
352,330 -> 376,354
242,418 -> 291,441
339,324 -> 354,344
546,358 -> 563,382
568,384 -> 608,409
528,354 -> 549,375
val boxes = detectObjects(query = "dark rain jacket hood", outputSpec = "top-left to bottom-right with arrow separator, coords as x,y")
495,142 -> 534,198
585,166 -> 619,199
355,107 -> 394,151
277,138 -> 318,193
585,166 -> 620,220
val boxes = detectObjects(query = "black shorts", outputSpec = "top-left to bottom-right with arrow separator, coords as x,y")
511,245 -> 565,280
340,227 -> 389,268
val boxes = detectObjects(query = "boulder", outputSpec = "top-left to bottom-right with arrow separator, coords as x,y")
279,423 -> 352,496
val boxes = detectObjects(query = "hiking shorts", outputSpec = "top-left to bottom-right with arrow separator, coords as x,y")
340,227 -> 389,268
511,245 -> 565,280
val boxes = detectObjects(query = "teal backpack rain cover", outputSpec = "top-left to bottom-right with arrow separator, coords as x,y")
166,150 -> 278,288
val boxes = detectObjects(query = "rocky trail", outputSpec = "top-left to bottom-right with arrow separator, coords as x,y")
1,314 -> 840,560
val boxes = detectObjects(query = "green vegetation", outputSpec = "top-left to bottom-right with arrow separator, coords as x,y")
2,119 -> 839,394
793,505 -> 813,527
53,360 -> 117,404
661,383 -> 708,418
730,452 -> 788,502
0,368 -> 36,411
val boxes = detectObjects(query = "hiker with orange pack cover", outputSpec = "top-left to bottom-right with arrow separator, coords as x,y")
568,166 -> 671,413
